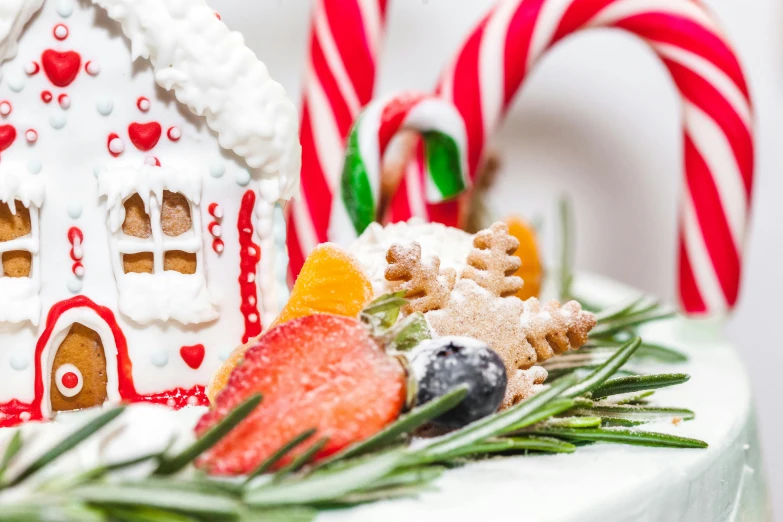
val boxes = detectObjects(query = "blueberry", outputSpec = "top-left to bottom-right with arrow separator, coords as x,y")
408,336 -> 507,428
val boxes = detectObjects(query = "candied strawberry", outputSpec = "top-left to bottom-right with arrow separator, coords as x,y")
195,315 -> 407,475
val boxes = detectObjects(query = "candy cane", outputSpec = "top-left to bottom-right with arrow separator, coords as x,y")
329,92 -> 469,244
286,0 -> 389,282
396,0 -> 754,315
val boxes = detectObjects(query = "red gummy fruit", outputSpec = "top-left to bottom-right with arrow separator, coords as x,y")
195,314 -> 407,475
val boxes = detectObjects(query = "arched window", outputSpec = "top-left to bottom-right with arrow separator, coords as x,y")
98,164 -> 217,325
0,164 -> 44,325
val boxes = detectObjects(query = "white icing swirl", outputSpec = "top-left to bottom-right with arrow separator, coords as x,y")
0,0 -> 43,66
349,220 -> 475,297
90,0 -> 301,201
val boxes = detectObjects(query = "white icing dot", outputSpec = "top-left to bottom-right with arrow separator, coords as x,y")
211,224 -> 222,237
67,202 -> 83,219
50,114 -> 67,130
109,137 -> 125,154
213,240 -> 224,253
97,99 -> 114,116
24,62 -> 39,75
6,73 -> 24,92
151,350 -> 169,368
166,398 -> 176,408
25,129 -> 38,143
187,396 -> 199,406
137,97 -> 151,111
235,169 -> 251,186
53,24 -> 69,40
248,314 -> 258,324
73,264 -> 84,277
247,272 -> 255,283
67,279 -> 83,294
27,159 -> 42,174
144,156 -> 158,166
248,296 -> 256,306
56,0 -> 74,17
9,353 -> 29,371
85,61 -> 100,75
58,94 -> 71,109
209,164 -> 225,178
19,412 -> 31,422
0,101 -> 11,116
248,247 -> 257,257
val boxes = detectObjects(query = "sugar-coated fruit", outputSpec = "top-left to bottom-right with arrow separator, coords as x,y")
206,243 -> 373,403
409,336 -> 507,428
196,315 -> 406,475
505,216 -> 543,300
273,243 -> 373,327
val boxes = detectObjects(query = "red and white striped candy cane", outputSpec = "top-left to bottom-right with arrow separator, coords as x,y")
286,0 -> 389,283
395,0 -> 754,315
329,92 -> 469,244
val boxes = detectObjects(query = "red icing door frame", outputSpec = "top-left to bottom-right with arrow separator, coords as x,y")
33,296 -> 136,419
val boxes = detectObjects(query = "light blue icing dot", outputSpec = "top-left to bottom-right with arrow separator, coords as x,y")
235,169 -> 251,187
210,163 -> 226,178
151,350 -> 169,368
10,353 -> 29,371
96,99 -> 114,116
27,159 -> 42,174
6,73 -> 24,93
56,0 -> 74,17
50,114 -> 67,130
67,202 -> 83,219
67,279 -> 83,294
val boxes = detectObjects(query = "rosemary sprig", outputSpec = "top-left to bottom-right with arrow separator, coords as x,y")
0,294 -> 707,519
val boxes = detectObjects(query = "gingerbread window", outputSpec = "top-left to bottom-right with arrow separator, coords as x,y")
0,165 -> 44,325
98,164 -> 217,325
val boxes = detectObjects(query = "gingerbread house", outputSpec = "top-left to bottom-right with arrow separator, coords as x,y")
0,0 -> 300,424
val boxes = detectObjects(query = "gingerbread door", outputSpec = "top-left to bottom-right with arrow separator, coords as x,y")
50,323 -> 108,412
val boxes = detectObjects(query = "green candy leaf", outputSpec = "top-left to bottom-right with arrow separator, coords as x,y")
360,291 -> 407,333
386,312 -> 432,351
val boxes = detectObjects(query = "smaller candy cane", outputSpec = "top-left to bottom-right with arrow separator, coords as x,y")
329,92 -> 469,244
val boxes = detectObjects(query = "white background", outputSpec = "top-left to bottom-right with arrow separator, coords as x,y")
214,0 -> 782,515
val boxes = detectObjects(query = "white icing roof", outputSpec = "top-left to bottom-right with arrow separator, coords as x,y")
0,0 -> 43,66
3,0 -> 301,202
0,161 -> 45,212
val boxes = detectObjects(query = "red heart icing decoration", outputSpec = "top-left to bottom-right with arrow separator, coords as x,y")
41,49 -> 81,87
128,122 -> 162,151
180,344 -> 205,370
0,125 -> 16,153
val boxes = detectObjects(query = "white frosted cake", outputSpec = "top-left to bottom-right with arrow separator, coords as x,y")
0,1 -> 768,521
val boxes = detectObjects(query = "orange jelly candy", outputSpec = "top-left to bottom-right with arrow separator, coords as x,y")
207,243 -> 373,403
505,216 -> 543,300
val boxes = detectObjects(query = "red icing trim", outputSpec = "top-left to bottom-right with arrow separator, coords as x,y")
33,296 -> 137,418
0,298 -> 210,426
26,62 -> 40,75
238,190 -> 262,343
107,133 -> 123,157
41,91 -> 53,104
